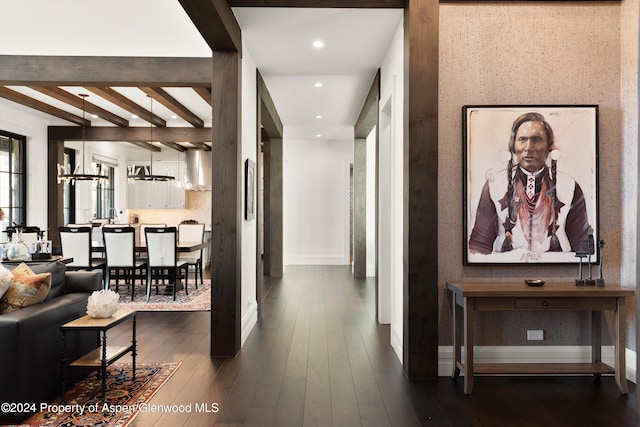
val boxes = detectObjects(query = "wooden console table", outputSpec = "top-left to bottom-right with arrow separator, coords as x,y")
60,308 -> 137,402
446,281 -> 634,395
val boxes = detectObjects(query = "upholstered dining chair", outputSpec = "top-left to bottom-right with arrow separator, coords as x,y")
102,226 -> 147,300
139,223 -> 167,248
59,226 -> 106,272
177,222 -> 205,288
144,226 -> 189,301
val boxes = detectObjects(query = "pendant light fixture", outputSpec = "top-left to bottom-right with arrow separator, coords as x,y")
127,96 -> 174,183
57,93 -> 108,184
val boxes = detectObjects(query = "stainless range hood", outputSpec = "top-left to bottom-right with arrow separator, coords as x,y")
185,150 -> 212,191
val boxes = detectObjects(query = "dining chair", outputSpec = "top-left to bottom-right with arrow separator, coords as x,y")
59,226 -> 106,272
144,227 -> 189,301
178,223 -> 205,288
102,226 -> 147,300
139,223 -> 167,252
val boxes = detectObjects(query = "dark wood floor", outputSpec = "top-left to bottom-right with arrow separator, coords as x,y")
106,265 -> 637,426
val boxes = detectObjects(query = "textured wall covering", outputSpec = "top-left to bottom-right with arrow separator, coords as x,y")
438,3 -> 628,347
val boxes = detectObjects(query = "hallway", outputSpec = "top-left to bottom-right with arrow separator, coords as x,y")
116,265 -> 636,426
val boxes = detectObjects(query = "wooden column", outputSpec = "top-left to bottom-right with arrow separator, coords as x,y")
47,136 -> 65,248
264,137 -> 284,277
353,138 -> 367,278
403,0 -> 439,378
210,50 -> 242,357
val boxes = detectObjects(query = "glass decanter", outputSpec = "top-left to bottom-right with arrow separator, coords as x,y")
6,227 -> 31,261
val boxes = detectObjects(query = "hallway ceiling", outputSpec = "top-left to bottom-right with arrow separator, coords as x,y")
0,1 -> 402,144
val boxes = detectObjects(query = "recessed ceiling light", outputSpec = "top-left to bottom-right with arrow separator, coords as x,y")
314,82 -> 323,88
312,40 -> 324,49
316,134 -> 322,138
315,115 -> 323,119
171,115 -> 178,119
131,114 -> 138,119
91,114 -> 98,119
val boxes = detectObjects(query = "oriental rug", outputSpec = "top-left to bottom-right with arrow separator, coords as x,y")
114,279 -> 211,312
12,362 -> 180,427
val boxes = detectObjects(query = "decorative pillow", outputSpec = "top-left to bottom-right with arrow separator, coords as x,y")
28,261 -> 67,301
0,265 -> 11,299
0,263 -> 52,314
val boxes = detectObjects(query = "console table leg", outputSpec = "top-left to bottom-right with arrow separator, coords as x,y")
614,298 -> 628,394
101,331 -> 107,402
452,291 -> 462,379
60,330 -> 67,404
132,315 -> 137,380
463,297 -> 474,395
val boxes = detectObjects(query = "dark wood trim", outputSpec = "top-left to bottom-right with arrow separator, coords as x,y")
229,0 -> 404,7
403,0 -> 439,379
0,55 -> 212,86
159,142 -> 188,152
353,70 -> 380,281
210,50 -> 242,357
47,137 -> 65,248
190,142 -> 212,151
178,0 -> 242,53
0,87 -> 88,126
47,126 -> 211,143
354,70 -> 380,139
258,72 -> 284,138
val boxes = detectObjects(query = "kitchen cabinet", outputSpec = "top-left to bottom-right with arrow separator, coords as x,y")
127,161 -> 185,209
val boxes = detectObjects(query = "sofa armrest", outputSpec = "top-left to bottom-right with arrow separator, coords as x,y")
65,270 -> 103,294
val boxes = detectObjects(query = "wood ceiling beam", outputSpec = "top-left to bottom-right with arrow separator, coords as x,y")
0,56 -> 212,86
178,0 -> 241,53
86,86 -> 166,127
31,86 -> 129,127
229,0 -> 404,6
159,142 -> 188,152
141,87 -> 205,128
48,126 -> 211,143
193,86 -> 212,106
124,141 -> 162,152
189,142 -> 211,151
0,87 -> 89,126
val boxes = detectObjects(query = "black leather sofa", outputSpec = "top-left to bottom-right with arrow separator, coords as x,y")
0,262 -> 102,424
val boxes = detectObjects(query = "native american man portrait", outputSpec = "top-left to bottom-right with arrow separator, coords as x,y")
467,111 -> 594,259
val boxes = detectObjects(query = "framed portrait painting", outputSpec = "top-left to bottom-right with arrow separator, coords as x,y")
463,105 -> 599,265
245,158 -> 256,221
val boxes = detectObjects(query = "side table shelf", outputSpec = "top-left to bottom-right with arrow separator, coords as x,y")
60,308 -> 137,403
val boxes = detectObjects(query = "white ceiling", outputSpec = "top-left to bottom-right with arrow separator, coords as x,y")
0,1 -> 402,141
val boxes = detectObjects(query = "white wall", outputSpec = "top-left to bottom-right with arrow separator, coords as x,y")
378,20 -> 405,363
366,126 -> 376,277
241,44 -> 259,345
0,98 -> 67,233
284,138 -> 354,265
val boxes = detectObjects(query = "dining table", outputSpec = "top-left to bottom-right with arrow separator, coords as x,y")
90,241 -> 208,253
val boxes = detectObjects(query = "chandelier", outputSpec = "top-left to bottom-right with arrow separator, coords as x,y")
127,96 -> 174,183
57,93 -> 108,184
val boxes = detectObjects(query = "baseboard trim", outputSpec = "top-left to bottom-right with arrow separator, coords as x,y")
286,255 -> 348,265
438,345 -> 637,383
241,301 -> 258,346
391,324 -> 403,363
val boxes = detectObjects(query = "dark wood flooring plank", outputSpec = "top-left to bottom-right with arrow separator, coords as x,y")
98,266 -> 637,427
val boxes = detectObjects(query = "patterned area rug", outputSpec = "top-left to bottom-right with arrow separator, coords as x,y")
114,279 -> 211,312
13,362 -> 180,427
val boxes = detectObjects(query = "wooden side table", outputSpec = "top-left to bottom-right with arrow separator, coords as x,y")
60,308 -> 137,402
446,281 -> 634,395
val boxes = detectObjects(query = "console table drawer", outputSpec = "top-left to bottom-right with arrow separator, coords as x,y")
515,298 -> 575,309
514,297 -> 617,310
